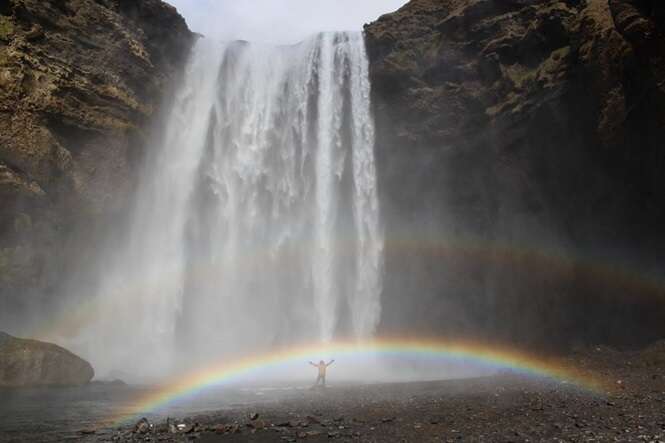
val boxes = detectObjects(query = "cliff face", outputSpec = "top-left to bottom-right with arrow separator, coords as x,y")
2,0 -> 662,352
0,0 -> 194,326
366,0 -> 665,348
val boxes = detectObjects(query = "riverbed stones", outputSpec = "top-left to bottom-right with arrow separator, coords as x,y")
134,418 -> 151,434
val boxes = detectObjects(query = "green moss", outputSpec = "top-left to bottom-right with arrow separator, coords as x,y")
0,16 -> 14,41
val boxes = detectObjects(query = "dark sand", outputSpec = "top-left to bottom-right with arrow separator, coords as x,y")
92,344 -> 665,443
3,343 -> 664,442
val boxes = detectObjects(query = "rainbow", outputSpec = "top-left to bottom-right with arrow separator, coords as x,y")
112,337 -> 610,425
36,235 -> 665,346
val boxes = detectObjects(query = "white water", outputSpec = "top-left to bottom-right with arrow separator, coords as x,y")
73,33 -> 383,379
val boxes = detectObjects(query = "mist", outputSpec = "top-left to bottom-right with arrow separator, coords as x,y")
166,0 -> 408,44
35,0 -> 499,387
40,21 -> 396,383
4,1 -> 665,441
3,0 -> 662,390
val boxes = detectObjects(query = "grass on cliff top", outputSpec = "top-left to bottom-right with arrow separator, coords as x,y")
0,16 -> 14,41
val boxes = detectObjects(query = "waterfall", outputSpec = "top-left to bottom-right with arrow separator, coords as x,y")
79,32 -> 383,379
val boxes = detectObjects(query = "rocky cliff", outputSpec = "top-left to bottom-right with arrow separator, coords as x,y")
2,0 -> 663,353
0,331 -> 93,386
366,0 -> 665,349
0,0 -> 194,329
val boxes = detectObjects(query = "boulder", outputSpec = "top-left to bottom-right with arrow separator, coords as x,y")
0,331 -> 94,387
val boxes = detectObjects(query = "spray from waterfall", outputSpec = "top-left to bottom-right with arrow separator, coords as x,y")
72,33 -> 383,380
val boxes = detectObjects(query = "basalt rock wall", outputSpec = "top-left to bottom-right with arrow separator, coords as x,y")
366,0 -> 665,349
0,0 -> 194,331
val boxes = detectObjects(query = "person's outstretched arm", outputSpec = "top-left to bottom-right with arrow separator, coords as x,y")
327,359 -> 335,366
309,361 -> 317,367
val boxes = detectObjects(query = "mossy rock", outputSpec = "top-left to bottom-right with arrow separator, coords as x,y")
0,332 -> 94,387
0,16 -> 14,41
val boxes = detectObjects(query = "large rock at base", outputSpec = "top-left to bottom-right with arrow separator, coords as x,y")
0,331 -> 94,387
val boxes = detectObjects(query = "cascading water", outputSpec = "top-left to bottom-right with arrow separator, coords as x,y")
76,32 -> 383,379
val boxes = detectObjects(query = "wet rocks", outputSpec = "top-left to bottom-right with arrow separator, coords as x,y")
305,415 -> 321,424
134,418 -> 151,434
0,331 -> 93,387
55,347 -> 665,442
166,418 -> 177,434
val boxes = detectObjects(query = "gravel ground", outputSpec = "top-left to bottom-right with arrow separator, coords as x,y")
95,343 -> 665,442
5,342 -> 665,443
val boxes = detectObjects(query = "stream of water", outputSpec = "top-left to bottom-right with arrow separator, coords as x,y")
68,32 -> 383,380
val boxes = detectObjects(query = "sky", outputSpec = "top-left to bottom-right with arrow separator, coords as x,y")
166,0 -> 408,44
